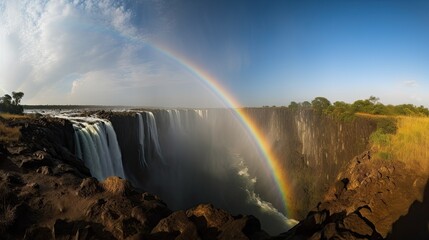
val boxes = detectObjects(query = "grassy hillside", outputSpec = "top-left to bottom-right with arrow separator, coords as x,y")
368,115 -> 429,173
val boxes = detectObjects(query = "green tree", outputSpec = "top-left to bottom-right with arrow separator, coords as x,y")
311,97 -> 331,114
288,101 -> 299,111
301,101 -> 312,108
0,92 -> 24,114
368,96 -> 380,104
12,92 -> 24,105
1,94 -> 12,105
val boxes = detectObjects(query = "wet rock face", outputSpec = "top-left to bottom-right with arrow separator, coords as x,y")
241,109 -> 378,219
280,151 -> 428,240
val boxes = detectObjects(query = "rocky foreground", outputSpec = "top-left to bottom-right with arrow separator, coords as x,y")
0,116 -> 428,239
278,152 -> 428,240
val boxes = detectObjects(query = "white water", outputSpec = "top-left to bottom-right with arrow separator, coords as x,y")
46,109 -> 296,234
137,113 -> 148,168
136,112 -> 165,167
72,117 -> 125,180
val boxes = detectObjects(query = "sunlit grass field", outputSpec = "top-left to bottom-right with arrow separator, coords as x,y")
369,115 -> 429,173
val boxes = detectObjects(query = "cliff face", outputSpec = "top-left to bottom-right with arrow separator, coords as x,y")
105,108 -> 377,221
279,151 -> 428,240
242,108 -> 377,219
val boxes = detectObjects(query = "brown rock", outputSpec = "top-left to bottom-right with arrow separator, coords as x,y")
322,222 -> 337,239
6,146 -> 28,155
36,166 -> 52,175
219,215 -> 265,240
23,226 -> 53,240
77,178 -> 101,198
186,203 -> 233,229
342,213 -> 373,236
152,211 -> 200,240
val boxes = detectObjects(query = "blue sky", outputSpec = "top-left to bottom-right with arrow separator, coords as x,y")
1,0 -> 429,107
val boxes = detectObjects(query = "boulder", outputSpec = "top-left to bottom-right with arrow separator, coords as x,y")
152,211 -> 200,240
19,151 -> 51,169
36,166 -> 52,175
219,215 -> 265,240
77,178 -> 101,198
186,204 -> 234,229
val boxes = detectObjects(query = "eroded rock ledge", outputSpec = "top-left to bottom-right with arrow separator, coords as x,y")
278,152 -> 428,240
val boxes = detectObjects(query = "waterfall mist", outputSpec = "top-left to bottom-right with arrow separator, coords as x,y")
69,109 -> 297,235
139,109 -> 297,234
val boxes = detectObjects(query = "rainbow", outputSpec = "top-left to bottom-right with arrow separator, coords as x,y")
61,22 -> 293,216
145,43 -> 292,216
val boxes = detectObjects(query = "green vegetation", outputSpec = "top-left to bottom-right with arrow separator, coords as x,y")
287,96 -> 429,121
0,91 -> 24,114
368,116 -> 429,172
285,97 -> 429,171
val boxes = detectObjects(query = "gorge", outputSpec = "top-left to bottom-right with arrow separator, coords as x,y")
63,108 -> 377,234
1,107 -> 427,239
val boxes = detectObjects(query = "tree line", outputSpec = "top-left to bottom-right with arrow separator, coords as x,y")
0,92 -> 25,114
287,96 -> 429,121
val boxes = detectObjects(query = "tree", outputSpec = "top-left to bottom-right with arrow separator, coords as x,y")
301,101 -> 312,108
12,92 -> 24,105
311,97 -> 331,114
0,92 -> 24,114
1,94 -> 12,105
288,101 -> 299,111
368,96 -> 380,105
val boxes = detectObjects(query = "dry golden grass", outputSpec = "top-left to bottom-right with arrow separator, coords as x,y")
372,116 -> 429,174
0,122 -> 21,143
101,176 -> 130,195
355,112 -> 392,119
0,113 -> 31,120
390,117 -> 429,172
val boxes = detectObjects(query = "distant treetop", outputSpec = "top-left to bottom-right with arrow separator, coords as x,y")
0,91 -> 25,114
287,96 -> 429,120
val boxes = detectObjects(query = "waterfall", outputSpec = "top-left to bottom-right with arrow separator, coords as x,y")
137,113 -> 148,168
72,118 -> 125,180
146,111 -> 165,164
59,109 -> 295,234
136,112 -> 164,167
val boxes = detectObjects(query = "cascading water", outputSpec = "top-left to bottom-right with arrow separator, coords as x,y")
127,109 -> 297,234
71,117 -> 125,180
136,112 -> 164,167
55,109 -> 296,234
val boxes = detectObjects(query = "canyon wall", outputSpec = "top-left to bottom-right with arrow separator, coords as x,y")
243,108 -> 377,219
105,108 -> 377,220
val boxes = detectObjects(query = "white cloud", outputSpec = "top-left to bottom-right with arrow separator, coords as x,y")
0,0 -> 220,107
403,80 -> 418,87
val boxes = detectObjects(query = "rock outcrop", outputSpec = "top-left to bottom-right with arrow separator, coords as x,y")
279,151 -> 428,240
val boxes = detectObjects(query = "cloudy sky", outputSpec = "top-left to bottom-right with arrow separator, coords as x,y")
1,0 -> 429,107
